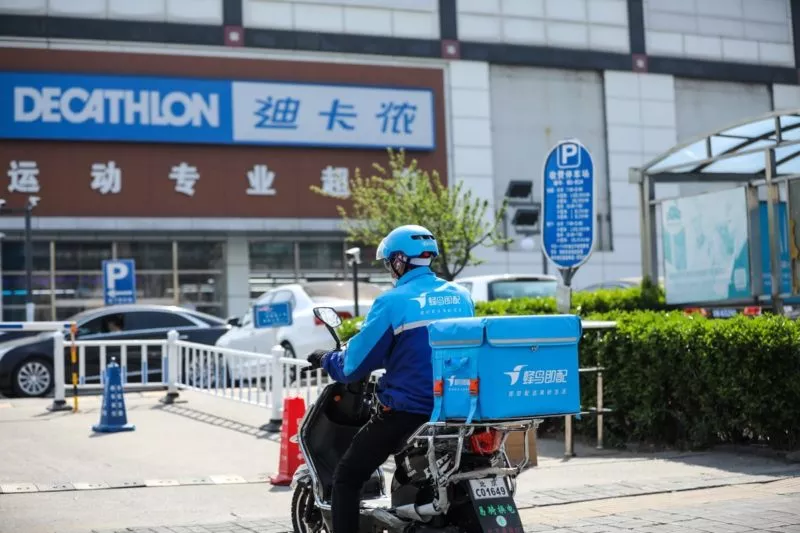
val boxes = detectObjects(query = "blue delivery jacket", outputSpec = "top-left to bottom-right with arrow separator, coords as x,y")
322,267 -> 475,415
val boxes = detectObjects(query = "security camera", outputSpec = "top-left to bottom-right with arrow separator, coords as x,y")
0,199 -> 6,209
345,247 -> 361,264
28,196 -> 40,208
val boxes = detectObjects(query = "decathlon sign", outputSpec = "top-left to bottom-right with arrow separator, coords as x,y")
3,73 -> 230,144
0,72 -> 436,150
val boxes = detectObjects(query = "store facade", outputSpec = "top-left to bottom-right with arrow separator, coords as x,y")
0,48 -> 449,320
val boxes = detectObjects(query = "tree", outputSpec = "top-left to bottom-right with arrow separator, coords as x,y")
311,150 -> 510,280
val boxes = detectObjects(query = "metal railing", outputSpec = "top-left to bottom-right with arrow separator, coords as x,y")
563,320 -> 617,457
168,331 -> 331,431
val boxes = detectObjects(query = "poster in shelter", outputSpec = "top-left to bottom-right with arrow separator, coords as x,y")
661,187 -> 751,304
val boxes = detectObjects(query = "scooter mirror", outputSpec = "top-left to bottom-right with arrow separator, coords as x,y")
313,307 -> 343,329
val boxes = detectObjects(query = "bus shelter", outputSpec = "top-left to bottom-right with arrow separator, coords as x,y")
631,109 -> 800,314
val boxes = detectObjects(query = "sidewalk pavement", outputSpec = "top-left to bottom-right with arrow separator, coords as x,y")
2,390 -> 799,533
82,480 -> 800,533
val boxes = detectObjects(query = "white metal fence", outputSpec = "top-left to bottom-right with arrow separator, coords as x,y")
38,320 -> 617,440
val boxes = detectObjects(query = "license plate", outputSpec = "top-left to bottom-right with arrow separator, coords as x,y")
469,477 -> 509,500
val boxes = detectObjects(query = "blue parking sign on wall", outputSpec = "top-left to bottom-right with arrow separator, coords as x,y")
254,302 -> 293,329
103,259 -> 136,305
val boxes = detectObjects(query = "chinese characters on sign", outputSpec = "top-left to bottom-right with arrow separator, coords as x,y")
169,162 -> 200,196
7,160 -> 40,193
2,73 -> 436,150
91,161 -> 122,195
254,97 -> 300,130
320,166 -> 350,199
232,81 -> 434,149
246,164 -> 277,196
5,160 -> 356,201
541,140 -> 596,270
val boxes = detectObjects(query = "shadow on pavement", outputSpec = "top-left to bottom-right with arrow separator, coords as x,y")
150,402 -> 281,443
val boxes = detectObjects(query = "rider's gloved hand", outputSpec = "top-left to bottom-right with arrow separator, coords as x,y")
306,349 -> 327,370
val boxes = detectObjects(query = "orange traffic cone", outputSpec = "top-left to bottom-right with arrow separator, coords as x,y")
269,397 -> 307,486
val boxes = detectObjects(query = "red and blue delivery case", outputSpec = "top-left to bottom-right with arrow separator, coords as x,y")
427,315 -> 582,423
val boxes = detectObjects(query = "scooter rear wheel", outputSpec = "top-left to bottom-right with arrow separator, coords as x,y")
291,483 -> 326,533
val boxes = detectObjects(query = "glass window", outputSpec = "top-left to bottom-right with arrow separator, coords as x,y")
2,306 -> 51,321
1,241 -> 51,271
271,290 -> 295,309
488,279 -> 558,300
116,242 -> 173,270
249,242 -> 295,271
456,281 -> 473,292
299,242 -> 344,270
76,312 -> 125,337
134,273 -> 175,303
177,273 -> 225,304
125,311 -> 194,331
301,281 -> 385,302
55,242 -> 112,271
177,242 -> 224,270
53,273 -> 104,302
2,274 -> 52,305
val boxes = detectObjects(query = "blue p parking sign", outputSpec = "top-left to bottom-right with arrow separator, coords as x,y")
541,140 -> 596,270
103,259 -> 137,305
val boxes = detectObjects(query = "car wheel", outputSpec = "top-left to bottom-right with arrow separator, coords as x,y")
12,357 -> 54,398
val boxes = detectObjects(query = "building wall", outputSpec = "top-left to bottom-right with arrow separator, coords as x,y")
243,0 -> 440,39
644,0 -> 795,66
0,0 -> 798,293
457,0 -> 630,53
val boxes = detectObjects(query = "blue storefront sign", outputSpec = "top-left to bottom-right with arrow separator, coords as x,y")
102,259 -> 136,305
541,140 -> 596,270
758,201 -> 792,295
0,72 -> 436,150
254,302 -> 293,329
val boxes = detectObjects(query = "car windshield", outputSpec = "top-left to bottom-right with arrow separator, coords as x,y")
301,281 -> 385,302
488,279 -> 558,300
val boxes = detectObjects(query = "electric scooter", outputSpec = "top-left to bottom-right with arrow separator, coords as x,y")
290,307 -> 539,533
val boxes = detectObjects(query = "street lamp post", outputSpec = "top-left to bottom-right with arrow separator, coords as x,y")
0,196 -> 39,322
346,247 -> 362,317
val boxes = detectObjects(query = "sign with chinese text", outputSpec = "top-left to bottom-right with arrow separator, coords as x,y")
541,140 -> 596,270
102,259 -> 136,305
254,302 -> 293,329
0,72 -> 435,150
0,140 -> 446,218
661,187 -> 751,305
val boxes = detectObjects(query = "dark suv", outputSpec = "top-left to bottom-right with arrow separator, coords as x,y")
0,304 -> 230,398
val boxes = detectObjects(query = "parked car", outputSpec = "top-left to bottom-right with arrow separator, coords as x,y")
0,304 -> 230,398
454,274 -> 558,302
216,281 -> 384,362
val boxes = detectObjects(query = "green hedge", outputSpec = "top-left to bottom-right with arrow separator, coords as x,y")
578,312 -> 800,450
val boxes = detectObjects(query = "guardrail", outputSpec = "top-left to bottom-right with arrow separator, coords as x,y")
41,319 -> 617,445
563,320 -> 617,457
168,331 -> 331,431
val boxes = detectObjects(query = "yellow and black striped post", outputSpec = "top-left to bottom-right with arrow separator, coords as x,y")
70,323 -> 78,412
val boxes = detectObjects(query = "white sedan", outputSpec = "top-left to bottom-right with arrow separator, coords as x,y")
215,281 -> 384,362
454,273 -> 558,302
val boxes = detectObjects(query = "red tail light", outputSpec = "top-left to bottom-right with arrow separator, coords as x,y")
314,310 -> 354,325
469,428 -> 502,456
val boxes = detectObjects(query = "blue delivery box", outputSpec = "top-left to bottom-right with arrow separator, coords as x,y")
427,314 -> 582,423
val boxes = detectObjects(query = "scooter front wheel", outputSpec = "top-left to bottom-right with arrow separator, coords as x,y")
291,483 -> 326,533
